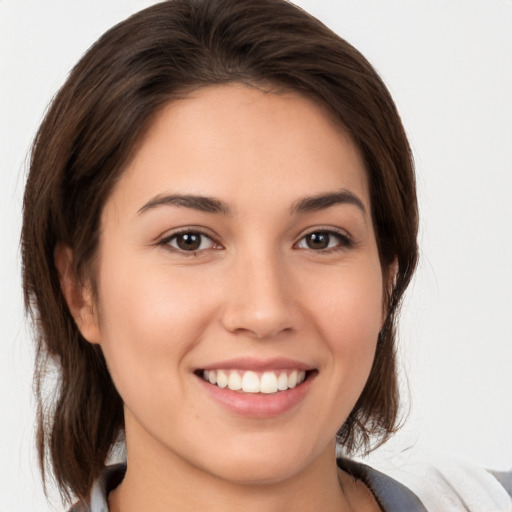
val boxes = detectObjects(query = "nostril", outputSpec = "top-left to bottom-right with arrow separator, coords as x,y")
220,269 -> 298,338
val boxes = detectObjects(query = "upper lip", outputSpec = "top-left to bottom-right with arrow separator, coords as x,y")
198,357 -> 315,372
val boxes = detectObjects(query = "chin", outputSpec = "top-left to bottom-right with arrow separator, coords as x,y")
206,456 -> 305,486
193,433 -> 327,486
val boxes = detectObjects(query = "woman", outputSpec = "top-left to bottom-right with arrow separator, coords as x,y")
21,0 -> 511,511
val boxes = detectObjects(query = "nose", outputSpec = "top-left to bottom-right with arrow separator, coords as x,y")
220,250 -> 299,339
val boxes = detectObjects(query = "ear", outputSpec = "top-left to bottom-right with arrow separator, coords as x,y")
382,259 -> 398,326
54,244 -> 102,344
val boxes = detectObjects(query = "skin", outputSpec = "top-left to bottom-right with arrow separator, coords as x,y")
60,84 -> 384,512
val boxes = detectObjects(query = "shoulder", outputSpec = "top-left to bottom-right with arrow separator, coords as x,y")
345,455 -> 512,512
68,464 -> 126,512
338,457 -> 428,511
401,458 -> 512,512
72,459 -> 512,512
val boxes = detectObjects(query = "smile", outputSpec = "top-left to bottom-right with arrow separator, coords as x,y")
201,369 -> 308,394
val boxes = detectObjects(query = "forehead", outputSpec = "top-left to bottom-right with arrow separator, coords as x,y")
110,83 -> 370,215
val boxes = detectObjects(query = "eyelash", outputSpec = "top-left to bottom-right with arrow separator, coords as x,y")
294,228 -> 352,253
158,228 -> 222,255
158,228 -> 352,255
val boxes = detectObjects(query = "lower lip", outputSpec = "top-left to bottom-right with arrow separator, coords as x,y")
196,373 -> 316,418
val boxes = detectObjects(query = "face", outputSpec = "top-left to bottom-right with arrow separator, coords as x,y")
77,84 -> 385,485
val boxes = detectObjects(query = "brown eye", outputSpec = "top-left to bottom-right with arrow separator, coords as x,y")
305,232 -> 330,250
166,232 -> 215,252
296,231 -> 349,251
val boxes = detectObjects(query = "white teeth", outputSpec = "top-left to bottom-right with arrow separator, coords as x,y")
260,372 -> 278,394
277,372 -> 288,391
228,371 -> 242,391
241,371 -> 260,393
216,370 -> 228,388
202,369 -> 308,393
288,370 -> 298,388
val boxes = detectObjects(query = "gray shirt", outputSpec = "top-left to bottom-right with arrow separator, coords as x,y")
70,458 -> 512,512
70,458 -> 426,512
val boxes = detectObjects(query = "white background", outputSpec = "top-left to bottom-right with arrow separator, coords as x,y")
1,0 -> 511,510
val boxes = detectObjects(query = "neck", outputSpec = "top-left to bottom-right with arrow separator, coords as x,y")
108,426 -> 351,512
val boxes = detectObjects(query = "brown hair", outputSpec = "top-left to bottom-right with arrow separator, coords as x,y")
22,0 -> 418,503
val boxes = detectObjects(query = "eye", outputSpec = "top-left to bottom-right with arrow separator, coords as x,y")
296,230 -> 350,251
162,231 -> 217,252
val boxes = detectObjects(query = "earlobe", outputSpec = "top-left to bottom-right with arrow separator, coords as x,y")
54,244 -> 102,344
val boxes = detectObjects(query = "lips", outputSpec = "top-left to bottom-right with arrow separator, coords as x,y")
202,369 -> 307,394
194,357 -> 319,418
195,358 -> 316,417
196,368 -> 316,418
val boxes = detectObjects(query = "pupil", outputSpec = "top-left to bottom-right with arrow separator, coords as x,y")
307,232 -> 329,249
177,233 -> 201,251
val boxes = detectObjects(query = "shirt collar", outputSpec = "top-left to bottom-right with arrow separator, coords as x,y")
79,459 -> 426,512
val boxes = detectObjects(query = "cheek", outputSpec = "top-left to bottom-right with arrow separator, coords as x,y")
308,260 -> 383,372
94,257 -> 217,391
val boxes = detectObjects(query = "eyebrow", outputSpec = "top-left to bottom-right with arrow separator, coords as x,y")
138,194 -> 230,215
137,189 -> 366,217
290,189 -> 367,215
